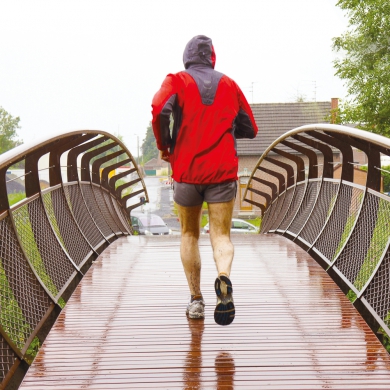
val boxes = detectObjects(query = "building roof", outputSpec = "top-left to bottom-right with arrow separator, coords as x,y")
237,101 -> 332,156
143,156 -> 169,169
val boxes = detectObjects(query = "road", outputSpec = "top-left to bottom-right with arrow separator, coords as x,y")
132,176 -> 181,233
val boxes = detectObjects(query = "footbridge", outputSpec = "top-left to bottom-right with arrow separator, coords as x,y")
1,125 -> 390,389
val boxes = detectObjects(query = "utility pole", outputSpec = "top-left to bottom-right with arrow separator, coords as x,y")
137,135 -> 139,166
134,134 -> 140,166
250,81 -> 260,103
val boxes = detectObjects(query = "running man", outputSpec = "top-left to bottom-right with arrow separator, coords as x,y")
151,35 -> 258,325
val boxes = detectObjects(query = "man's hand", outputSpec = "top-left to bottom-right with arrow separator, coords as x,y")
160,149 -> 170,163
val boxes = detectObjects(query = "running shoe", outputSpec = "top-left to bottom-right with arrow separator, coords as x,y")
186,298 -> 205,319
214,275 -> 235,326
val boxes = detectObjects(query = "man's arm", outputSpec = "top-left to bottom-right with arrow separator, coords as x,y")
234,84 -> 258,139
151,74 -> 177,151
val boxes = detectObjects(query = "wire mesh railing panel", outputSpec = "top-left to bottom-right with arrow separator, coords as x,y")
287,181 -> 321,235
42,189 -> 91,267
299,181 -> 340,245
277,183 -> 306,231
268,188 -> 294,232
63,184 -> 105,249
259,197 -> 279,233
334,193 -> 390,292
101,190 -> 127,234
312,184 -> 363,263
0,215 -> 51,351
263,194 -> 284,232
80,183 -> 114,239
362,248 -> 390,331
259,204 -> 273,234
243,124 -> 390,351
92,186 -> 122,234
111,197 -> 132,234
92,187 -> 122,234
0,129 -> 146,387
0,335 -> 19,386
12,199 -> 76,298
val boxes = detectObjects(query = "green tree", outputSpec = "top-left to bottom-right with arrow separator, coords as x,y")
0,107 -> 23,154
295,93 -> 307,103
332,1 -> 390,135
381,165 -> 390,193
141,122 -> 158,163
361,164 -> 390,193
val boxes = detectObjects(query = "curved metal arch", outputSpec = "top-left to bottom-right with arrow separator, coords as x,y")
327,132 -> 381,192
307,130 -> 354,182
244,124 -> 369,211
100,158 -> 132,190
292,134 -> 334,179
109,167 -> 137,191
247,186 -> 272,206
49,134 -> 97,186
0,129 -> 148,389
251,176 -> 278,200
264,156 -> 295,188
67,136 -> 110,182
91,150 -> 126,185
257,166 -> 286,196
271,147 -> 306,182
24,135 -> 80,197
81,141 -> 119,182
245,123 -> 390,351
281,139 -> 318,179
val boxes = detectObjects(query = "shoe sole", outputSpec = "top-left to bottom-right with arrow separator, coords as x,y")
214,275 -> 235,326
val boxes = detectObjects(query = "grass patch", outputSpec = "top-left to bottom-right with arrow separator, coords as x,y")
13,204 -> 60,299
353,199 -> 390,290
332,213 -> 358,261
346,289 -> 357,303
0,264 -> 33,351
8,192 -> 26,206
246,217 -> 262,228
42,192 -> 67,250
25,337 -> 40,364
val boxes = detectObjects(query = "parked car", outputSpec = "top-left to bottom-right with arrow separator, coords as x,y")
131,212 -> 172,235
203,218 -> 259,234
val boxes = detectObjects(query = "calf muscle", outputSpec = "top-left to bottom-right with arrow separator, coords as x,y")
208,199 -> 235,277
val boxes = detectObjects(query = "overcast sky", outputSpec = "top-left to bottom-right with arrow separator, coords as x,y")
1,0 -> 349,157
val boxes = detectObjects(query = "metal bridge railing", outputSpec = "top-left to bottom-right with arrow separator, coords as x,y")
244,123 -> 390,350
0,130 -> 147,389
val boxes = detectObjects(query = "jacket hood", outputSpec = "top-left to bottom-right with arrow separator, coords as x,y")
183,35 -> 216,69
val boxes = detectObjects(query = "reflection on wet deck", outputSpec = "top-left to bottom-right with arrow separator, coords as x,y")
20,234 -> 390,389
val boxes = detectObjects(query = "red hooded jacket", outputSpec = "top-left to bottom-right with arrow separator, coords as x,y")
152,35 -> 258,184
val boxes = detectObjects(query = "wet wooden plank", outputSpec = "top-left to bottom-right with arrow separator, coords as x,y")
20,234 -> 390,389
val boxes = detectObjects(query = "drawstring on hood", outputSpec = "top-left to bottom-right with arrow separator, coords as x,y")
183,35 -> 216,69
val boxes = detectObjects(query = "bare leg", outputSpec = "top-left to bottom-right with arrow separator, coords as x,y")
177,203 -> 203,296
208,199 -> 235,277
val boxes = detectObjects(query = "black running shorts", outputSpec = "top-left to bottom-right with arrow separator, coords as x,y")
173,181 -> 237,207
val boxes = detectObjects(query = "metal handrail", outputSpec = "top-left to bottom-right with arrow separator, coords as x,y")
0,130 -> 147,389
244,123 -> 390,352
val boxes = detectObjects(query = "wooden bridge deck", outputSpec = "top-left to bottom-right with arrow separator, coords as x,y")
19,234 -> 390,389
